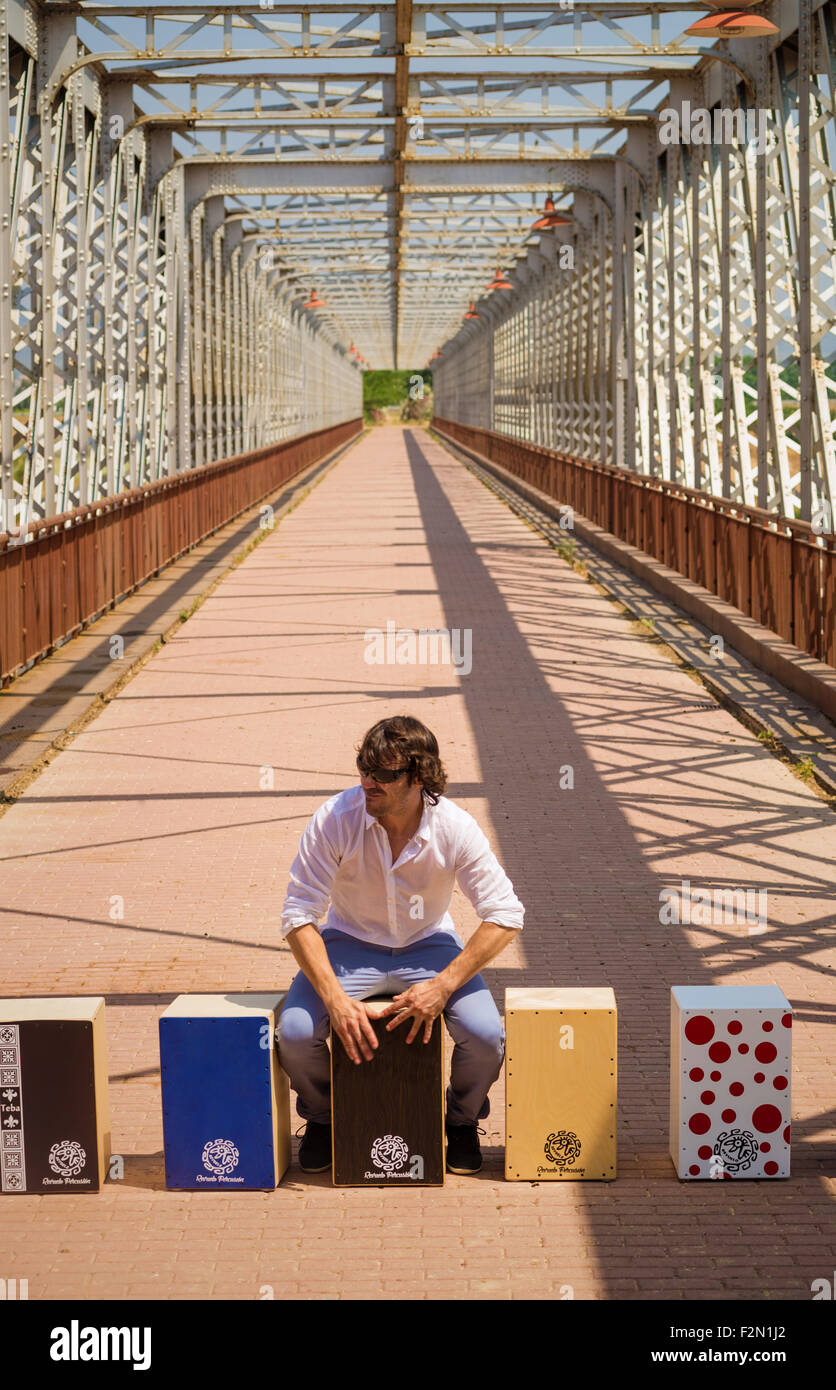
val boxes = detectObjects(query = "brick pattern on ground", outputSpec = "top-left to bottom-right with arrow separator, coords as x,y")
0,425 -> 834,1300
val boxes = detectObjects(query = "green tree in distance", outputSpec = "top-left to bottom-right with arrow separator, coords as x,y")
363,369 -> 433,420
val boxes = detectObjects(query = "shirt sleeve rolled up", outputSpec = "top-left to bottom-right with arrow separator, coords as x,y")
281,800 -> 342,938
454,817 -> 524,931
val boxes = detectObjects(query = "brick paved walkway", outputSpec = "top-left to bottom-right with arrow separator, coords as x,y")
1,425 -> 834,1300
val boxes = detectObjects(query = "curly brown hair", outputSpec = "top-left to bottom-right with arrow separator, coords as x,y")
356,715 -> 448,805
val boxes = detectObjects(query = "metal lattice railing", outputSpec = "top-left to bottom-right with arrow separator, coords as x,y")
433,3 -> 836,527
2,1 -> 836,538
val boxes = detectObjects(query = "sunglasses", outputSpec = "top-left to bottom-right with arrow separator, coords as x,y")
356,756 -> 410,784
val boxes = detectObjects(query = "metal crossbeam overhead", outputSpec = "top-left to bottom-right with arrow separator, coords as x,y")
2,0 -> 836,528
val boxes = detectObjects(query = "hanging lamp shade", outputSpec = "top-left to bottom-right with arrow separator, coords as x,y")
685,9 -> 778,34
305,289 -> 326,309
531,194 -> 571,230
463,301 -> 480,319
486,265 -> 513,291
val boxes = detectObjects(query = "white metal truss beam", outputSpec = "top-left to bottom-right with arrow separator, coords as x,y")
3,0 -> 836,525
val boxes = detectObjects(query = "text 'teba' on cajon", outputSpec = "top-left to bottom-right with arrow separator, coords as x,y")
159,994 -> 290,1190
330,996 -> 444,1186
0,997 -> 110,1194
504,987 -> 617,1181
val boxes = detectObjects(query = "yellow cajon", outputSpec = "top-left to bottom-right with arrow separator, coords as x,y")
0,997 -> 111,1193
504,987 -> 617,1180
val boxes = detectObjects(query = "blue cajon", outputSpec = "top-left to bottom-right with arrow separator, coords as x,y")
160,994 -> 290,1189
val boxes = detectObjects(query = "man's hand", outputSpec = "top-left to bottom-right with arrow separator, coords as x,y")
378,977 -> 452,1044
329,993 -> 380,1065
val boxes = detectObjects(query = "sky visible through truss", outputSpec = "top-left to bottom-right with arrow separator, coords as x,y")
63,3 -> 731,365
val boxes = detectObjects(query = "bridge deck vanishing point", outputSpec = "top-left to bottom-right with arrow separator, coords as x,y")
0,426 -> 834,1301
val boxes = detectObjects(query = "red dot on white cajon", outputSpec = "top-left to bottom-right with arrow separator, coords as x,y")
752,1103 -> 782,1133
684,1016 -> 714,1045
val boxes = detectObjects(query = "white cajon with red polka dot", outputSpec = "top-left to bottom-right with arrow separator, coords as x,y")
670,986 -> 791,1180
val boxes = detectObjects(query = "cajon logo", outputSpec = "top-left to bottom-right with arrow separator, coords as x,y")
370,1134 -> 409,1173
202,1138 -> 240,1177
542,1131 -> 582,1170
713,1129 -> 759,1174
48,1141 -> 87,1178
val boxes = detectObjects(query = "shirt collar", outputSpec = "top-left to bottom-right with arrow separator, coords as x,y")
364,793 -> 434,841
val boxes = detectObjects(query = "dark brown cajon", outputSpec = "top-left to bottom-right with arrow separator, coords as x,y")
331,997 -> 444,1186
0,997 -> 110,1194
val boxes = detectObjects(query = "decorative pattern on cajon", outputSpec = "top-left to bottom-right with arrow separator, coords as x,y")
505,988 -> 617,1181
670,985 -> 792,1180
160,994 -> 290,1190
331,997 -> 444,1186
0,997 -> 110,1194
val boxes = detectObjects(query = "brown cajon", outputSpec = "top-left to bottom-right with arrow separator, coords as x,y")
0,997 -> 111,1193
505,987 -> 617,1181
331,996 -> 444,1186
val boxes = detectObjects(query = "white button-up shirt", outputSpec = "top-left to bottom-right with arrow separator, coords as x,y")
281,784 -> 524,947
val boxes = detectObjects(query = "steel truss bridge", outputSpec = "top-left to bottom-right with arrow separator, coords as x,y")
1,0 -> 836,682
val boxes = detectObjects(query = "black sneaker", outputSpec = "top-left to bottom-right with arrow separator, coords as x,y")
445,1122 -> 483,1175
298,1121 -> 332,1173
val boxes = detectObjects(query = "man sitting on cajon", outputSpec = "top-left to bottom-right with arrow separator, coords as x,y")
276,715 -> 524,1175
